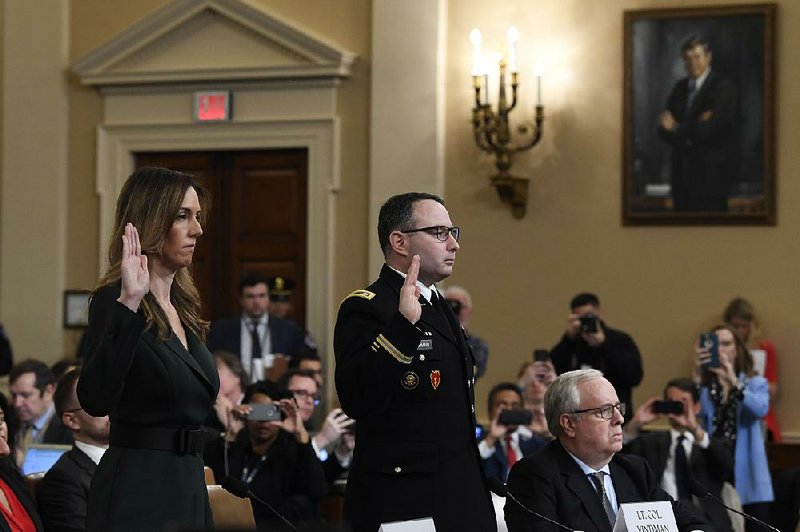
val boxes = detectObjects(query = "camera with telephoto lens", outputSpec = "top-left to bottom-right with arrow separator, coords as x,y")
579,313 -> 599,334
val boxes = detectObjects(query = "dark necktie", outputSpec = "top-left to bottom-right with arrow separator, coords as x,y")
250,320 -> 262,361
674,434 -> 691,500
504,434 -> 518,469
589,471 -> 616,526
687,79 -> 698,108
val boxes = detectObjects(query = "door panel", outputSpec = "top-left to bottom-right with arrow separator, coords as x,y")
133,149 -> 308,324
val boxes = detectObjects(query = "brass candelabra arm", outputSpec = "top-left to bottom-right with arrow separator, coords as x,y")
509,105 -> 544,154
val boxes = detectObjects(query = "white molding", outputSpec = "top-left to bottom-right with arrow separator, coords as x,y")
95,119 -> 338,387
72,0 -> 355,87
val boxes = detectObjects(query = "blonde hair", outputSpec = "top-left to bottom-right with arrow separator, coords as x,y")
95,167 -> 209,341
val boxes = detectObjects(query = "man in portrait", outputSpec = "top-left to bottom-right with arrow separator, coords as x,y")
657,35 -> 738,212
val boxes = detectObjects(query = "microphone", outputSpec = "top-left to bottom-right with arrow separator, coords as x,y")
488,477 -> 579,532
221,476 -> 298,531
690,479 -> 778,532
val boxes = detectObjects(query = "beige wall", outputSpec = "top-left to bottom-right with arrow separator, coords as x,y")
1,0 -> 797,437
446,0 -> 800,437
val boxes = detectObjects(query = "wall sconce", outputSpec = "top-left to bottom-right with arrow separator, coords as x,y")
470,27 -> 544,219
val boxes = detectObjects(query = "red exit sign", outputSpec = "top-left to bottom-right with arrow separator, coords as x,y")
194,91 -> 231,121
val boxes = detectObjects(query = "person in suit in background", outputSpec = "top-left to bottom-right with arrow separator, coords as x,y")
657,35 -> 738,212
479,382 -> 546,482
207,274 -> 308,383
0,397 -> 44,531
505,369 -> 711,532
78,167 -> 220,531
9,359 -> 73,465
37,368 -> 109,532
334,192 -> 495,531
623,377 -> 734,531
442,286 -> 490,379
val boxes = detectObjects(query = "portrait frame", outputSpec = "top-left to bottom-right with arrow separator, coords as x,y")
622,4 -> 776,226
63,290 -> 91,329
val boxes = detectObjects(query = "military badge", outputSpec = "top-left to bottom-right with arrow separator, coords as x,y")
401,371 -> 419,390
416,338 -> 433,351
430,370 -> 441,390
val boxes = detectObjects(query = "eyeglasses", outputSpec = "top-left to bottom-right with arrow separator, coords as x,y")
571,402 -> 625,420
400,225 -> 460,243
289,389 -> 320,406
65,407 -> 83,414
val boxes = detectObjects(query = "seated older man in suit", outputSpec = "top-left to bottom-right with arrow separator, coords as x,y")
623,377 -> 734,532
479,382 -> 546,482
37,368 -> 109,532
505,369 -> 712,532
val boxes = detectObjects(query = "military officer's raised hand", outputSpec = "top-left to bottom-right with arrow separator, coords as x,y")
118,222 -> 150,312
399,255 -> 422,324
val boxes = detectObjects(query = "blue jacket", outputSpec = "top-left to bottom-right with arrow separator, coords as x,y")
699,374 -> 773,505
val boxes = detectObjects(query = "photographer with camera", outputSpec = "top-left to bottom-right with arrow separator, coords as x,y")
443,285 -> 490,379
623,377 -> 735,531
549,292 -> 643,421
478,383 -> 546,483
205,380 -> 328,531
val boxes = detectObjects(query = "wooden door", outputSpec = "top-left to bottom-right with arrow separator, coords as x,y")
134,150 -> 308,324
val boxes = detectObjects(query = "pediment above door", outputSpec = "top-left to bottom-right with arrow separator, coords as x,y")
72,0 -> 355,87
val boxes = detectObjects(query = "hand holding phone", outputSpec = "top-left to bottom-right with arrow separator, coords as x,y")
651,400 -> 684,415
698,332 -> 720,368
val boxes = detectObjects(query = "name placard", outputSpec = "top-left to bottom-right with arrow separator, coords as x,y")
613,501 -> 677,532
379,517 -> 436,531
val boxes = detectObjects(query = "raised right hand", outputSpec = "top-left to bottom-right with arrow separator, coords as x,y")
399,255 -> 422,324
117,223 -> 149,311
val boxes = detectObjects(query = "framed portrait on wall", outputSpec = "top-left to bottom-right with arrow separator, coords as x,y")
622,4 -> 776,226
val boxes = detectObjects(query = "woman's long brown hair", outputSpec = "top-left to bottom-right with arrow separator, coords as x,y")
95,167 -> 210,341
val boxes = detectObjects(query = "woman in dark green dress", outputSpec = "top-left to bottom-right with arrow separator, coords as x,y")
78,167 -> 220,531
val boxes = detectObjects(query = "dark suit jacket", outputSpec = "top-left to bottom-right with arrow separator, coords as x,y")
206,314 -> 306,361
0,456 -> 44,532
505,440 -> 712,532
624,431 -> 733,532
36,445 -> 96,532
77,285 -> 220,532
657,70 -> 738,212
481,431 -> 547,482
42,416 -> 74,446
334,265 -> 495,532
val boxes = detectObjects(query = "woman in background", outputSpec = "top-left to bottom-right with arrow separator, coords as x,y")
78,167 -> 219,531
723,297 -> 781,441
695,324 -> 773,531
0,399 -> 42,531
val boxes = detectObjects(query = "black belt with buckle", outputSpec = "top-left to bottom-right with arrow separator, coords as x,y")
110,423 -> 207,454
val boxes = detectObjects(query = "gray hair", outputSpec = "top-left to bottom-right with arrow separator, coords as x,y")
544,368 -> 604,437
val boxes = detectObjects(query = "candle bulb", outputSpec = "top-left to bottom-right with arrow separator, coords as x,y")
507,26 -> 519,74
537,76 -> 542,105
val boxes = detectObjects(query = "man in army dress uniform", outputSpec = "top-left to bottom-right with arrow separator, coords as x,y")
334,192 -> 496,531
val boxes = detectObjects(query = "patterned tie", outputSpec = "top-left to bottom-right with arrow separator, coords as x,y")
589,471 -> 616,526
674,434 -> 692,500
250,320 -> 262,361
504,434 -> 518,469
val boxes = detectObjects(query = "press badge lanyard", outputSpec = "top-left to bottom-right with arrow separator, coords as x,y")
241,454 -> 267,484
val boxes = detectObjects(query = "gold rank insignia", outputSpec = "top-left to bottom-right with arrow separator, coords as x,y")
343,289 -> 376,302
401,371 -> 419,390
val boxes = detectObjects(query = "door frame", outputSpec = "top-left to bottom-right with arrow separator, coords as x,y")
96,119 -> 338,383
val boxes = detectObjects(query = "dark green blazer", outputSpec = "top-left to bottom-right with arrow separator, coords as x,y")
77,285 -> 219,532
